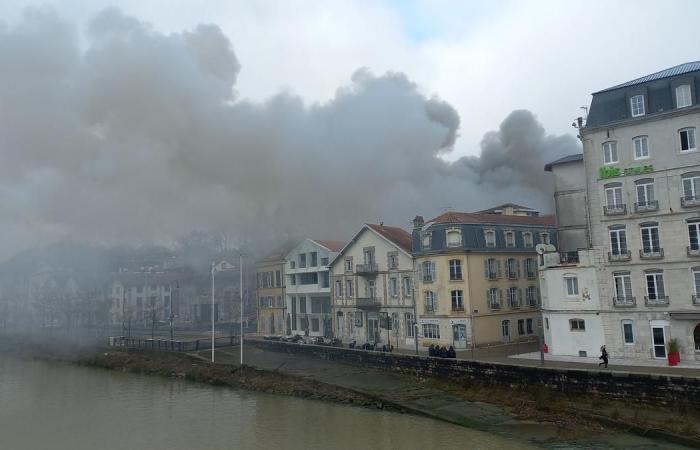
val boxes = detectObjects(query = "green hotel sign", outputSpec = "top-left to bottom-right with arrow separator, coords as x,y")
599,164 -> 654,179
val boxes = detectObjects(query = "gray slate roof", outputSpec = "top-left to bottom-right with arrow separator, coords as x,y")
594,61 -> 700,94
544,154 -> 583,171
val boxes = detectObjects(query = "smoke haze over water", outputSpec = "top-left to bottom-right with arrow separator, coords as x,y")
0,7 -> 581,261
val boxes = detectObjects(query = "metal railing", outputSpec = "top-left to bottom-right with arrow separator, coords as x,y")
559,252 -> 580,264
451,306 -> 465,312
634,200 -> 659,212
486,271 -> 498,280
608,251 -> 631,262
603,204 -> 627,216
639,248 -> 664,259
487,301 -> 501,310
681,195 -> 700,207
355,263 -> 378,275
110,335 -> 240,352
645,296 -> 669,306
356,297 -> 381,308
509,299 -> 521,309
613,296 -> 636,307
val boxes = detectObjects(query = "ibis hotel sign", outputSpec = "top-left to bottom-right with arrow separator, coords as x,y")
599,164 -> 654,179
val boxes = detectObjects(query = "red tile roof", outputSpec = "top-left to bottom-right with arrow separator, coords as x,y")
312,239 -> 346,252
428,211 -> 556,227
366,224 -> 412,253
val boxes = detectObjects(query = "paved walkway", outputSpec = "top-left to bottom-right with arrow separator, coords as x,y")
510,351 -> 700,372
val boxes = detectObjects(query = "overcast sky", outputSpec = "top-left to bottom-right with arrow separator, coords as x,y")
3,0 -> 699,160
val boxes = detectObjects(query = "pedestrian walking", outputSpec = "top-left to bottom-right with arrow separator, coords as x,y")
598,345 -> 609,368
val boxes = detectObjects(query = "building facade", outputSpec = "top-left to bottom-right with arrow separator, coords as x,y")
285,239 -> 344,337
255,247 -> 288,336
569,62 -> 700,362
412,208 -> 557,349
330,224 -> 415,349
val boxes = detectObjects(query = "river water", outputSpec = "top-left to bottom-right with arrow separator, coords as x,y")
0,356 -> 688,450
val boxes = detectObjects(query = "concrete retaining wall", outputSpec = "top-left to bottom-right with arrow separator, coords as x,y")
252,339 -> 700,407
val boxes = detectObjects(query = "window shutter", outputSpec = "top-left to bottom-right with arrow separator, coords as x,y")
517,260 -> 521,278
484,259 -> 489,278
486,289 -> 490,303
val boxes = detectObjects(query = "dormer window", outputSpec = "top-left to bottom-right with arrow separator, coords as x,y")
676,84 -> 692,108
504,231 -> 515,248
422,232 -> 432,249
603,141 -> 618,164
446,228 -> 462,247
523,232 -> 533,248
539,232 -> 550,245
484,229 -> 496,248
630,95 -> 645,117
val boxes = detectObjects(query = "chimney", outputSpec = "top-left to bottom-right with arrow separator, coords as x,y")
577,116 -> 583,128
413,215 -> 424,229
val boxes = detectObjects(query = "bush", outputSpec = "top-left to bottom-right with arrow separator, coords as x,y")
668,338 -> 680,354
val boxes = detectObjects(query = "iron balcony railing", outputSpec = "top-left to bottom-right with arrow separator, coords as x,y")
559,252 -> 580,264
688,246 -> 700,257
645,296 -> 669,306
451,305 -> 465,312
527,296 -> 540,307
423,305 -> 436,314
509,299 -> 521,309
639,248 -> 664,259
507,271 -> 518,280
355,297 -> 381,308
486,271 -> 498,280
681,195 -> 700,207
613,296 -> 636,307
634,200 -> 659,213
608,251 -> 631,262
487,301 -> 501,310
422,274 -> 434,283
603,204 -> 627,216
355,263 -> 378,275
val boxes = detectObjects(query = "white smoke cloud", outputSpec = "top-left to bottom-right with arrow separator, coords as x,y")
0,7 -> 580,260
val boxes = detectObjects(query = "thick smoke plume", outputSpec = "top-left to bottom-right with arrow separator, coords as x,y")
0,7 -> 580,260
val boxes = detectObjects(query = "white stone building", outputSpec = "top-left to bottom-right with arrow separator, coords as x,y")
330,223 -> 415,349
284,239 -> 344,337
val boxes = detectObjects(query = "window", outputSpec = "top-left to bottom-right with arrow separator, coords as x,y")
517,319 -> 525,335
680,128 -> 696,152
290,261 -> 296,269
366,280 -> 376,298
676,84 -> 692,108
632,136 -> 649,159
320,272 -> 329,288
523,232 -> 533,248
355,311 -> 363,327
424,291 -> 437,312
570,319 -> 585,331
682,173 -> 700,201
506,258 -> 518,279
603,141 -> 618,164
446,228 -> 462,247
422,261 -> 436,282
635,179 -> 655,207
311,318 -> 319,332
622,320 -> 634,344
451,290 -> 464,310
526,318 -> 533,334
299,253 -> 306,268
525,258 -> 536,278
346,279 -> 354,297
613,272 -> 633,300
290,274 -> 297,285
609,228 -> 628,256
527,286 -> 538,306
344,258 -> 352,272
363,249 -> 374,265
505,231 -> 515,248
335,280 -> 343,297
485,229 -> 496,247
508,286 -> 519,307
693,268 -> 700,297
405,313 -> 415,337
689,219 -> 700,251
449,259 -> 462,280
539,232 -> 550,245
485,258 -> 498,279
640,223 -> 661,254
298,297 -> 307,313
403,277 -> 412,297
389,278 -> 398,297
275,270 -> 281,287
565,276 -> 579,296
422,323 -> 440,339
487,287 -> 500,308
545,317 -> 549,330
422,232 -> 432,249
388,253 -> 398,269
645,271 -> 666,300
310,252 -> 318,267
311,297 -> 322,313
605,183 -> 623,208
630,94 -> 645,117
321,256 -> 329,266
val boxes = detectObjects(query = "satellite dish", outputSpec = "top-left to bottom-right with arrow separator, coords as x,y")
535,244 -> 547,255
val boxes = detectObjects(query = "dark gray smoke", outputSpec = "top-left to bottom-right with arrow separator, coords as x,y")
0,7 -> 580,261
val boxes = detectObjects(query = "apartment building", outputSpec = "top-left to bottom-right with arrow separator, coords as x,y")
256,244 -> 292,336
574,61 -> 700,362
330,223 -> 415,349
412,208 -> 556,349
285,239 -> 344,337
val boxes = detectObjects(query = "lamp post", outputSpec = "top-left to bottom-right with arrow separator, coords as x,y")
211,262 -> 216,363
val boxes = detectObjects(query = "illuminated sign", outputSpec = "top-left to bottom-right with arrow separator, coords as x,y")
599,164 -> 653,179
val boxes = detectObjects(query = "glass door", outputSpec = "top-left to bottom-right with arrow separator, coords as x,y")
501,320 -> 511,343
652,326 -> 666,358
452,324 -> 467,349
368,318 -> 379,344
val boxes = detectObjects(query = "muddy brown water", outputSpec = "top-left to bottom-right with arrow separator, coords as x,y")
0,356 -> 689,449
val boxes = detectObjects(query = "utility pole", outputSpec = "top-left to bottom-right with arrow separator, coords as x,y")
239,253 -> 244,366
211,261 -> 216,363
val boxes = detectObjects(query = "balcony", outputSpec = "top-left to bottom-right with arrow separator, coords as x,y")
509,299 -> 521,309
486,272 -> 498,281
527,298 -> 539,308
693,295 -> 700,306
355,297 -> 381,309
488,302 -> 501,310
634,200 -> 659,213
613,296 -> 636,307
451,306 -> 465,312
608,251 -> 631,262
681,195 -> 700,208
559,252 -> 579,264
688,246 -> 700,257
639,248 -> 664,260
603,204 -> 627,216
645,296 -> 670,306
526,271 -> 537,280
355,263 -> 378,275
507,271 -> 518,280
422,274 -> 434,283
424,306 -> 436,314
